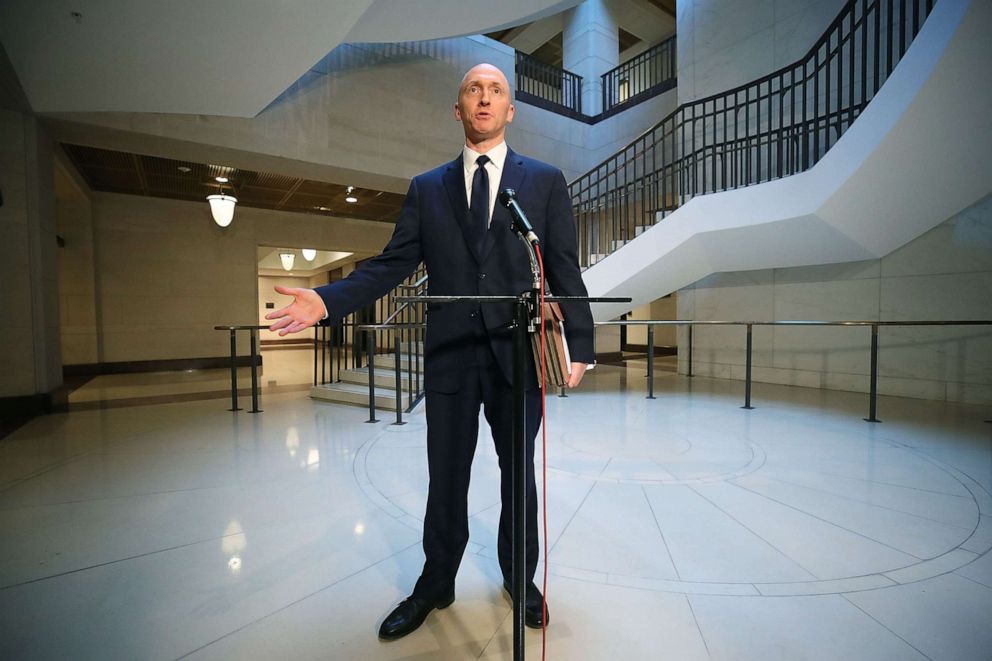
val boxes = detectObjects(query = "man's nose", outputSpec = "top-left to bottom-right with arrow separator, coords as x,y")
479,90 -> 491,105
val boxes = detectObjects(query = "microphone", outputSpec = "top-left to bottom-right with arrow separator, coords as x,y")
498,188 -> 539,246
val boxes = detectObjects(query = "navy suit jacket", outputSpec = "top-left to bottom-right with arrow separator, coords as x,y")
315,148 -> 594,392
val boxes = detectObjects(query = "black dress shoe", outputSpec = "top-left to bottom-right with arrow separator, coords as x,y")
503,581 -> 550,628
378,591 -> 455,640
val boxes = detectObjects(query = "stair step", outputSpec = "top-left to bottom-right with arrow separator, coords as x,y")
372,352 -> 424,371
337,366 -> 420,389
309,382 -> 401,411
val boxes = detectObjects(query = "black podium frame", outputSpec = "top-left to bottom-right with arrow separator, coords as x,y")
399,291 -> 628,660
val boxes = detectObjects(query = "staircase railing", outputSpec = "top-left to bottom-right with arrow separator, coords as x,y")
313,266 -> 428,412
570,0 -> 937,268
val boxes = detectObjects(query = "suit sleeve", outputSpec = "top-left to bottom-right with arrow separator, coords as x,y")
315,177 -> 422,323
543,170 -> 595,363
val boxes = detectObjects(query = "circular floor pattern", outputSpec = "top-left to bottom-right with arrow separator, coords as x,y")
355,419 -> 992,597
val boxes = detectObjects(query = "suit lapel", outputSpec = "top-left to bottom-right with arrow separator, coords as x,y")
481,148 -> 527,263
441,155 -> 480,264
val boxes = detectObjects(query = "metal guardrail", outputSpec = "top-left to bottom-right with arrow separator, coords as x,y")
515,50 -> 583,115
571,0 -> 937,268
598,318 -> 992,422
312,267 -> 428,417
602,35 -> 677,114
214,324 -> 268,413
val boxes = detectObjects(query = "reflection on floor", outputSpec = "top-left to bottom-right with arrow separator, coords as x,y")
67,347 -> 318,410
2,362 -> 991,660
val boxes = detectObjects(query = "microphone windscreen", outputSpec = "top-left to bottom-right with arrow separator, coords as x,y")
498,188 -> 516,207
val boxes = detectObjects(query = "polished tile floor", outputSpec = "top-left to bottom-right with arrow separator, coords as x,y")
2,353 -> 991,660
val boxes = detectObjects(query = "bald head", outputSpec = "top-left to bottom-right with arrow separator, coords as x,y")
458,63 -> 511,99
454,63 -> 515,151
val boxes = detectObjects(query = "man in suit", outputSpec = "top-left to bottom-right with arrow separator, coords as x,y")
266,63 -> 594,640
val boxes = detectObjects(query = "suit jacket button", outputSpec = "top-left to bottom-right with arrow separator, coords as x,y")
478,273 -> 486,279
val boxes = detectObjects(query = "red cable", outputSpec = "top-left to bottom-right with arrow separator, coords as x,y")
534,245 -> 550,660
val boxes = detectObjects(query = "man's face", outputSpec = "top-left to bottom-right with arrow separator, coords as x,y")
454,65 -> 515,146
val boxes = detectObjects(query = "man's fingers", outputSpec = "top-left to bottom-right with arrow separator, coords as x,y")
268,316 -> 292,331
264,306 -> 289,321
278,320 -> 310,336
274,285 -> 301,297
566,362 -> 587,388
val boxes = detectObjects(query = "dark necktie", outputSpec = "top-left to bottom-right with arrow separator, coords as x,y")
469,155 -> 491,257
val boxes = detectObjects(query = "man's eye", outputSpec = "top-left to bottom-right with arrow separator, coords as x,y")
492,88 -> 502,95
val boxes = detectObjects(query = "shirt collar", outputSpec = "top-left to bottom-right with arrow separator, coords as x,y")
463,141 -> 508,173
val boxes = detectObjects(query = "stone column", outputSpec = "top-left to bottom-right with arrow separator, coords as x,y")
563,0 -> 619,116
0,109 -> 63,410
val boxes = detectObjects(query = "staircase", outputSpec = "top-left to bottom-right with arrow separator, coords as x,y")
310,345 -> 424,411
309,270 -> 427,412
569,0 -> 991,321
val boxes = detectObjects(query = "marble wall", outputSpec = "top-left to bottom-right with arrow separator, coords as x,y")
677,0 -> 847,104
88,193 -> 393,363
677,194 -> 992,405
55,157 -> 98,366
0,110 -> 61,398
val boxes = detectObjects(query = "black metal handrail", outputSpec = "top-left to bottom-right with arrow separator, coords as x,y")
571,0 -> 937,268
313,266 -> 427,416
602,35 -> 677,113
214,324 -> 269,413
597,318 -> 990,421
515,50 -> 583,115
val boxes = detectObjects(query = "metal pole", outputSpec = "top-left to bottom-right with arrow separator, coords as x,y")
313,329 -> 318,387
393,337 -> 405,426
742,324 -> 754,410
511,298 -> 528,661
687,324 -> 694,377
865,323 -> 881,422
646,325 -> 656,399
228,329 -> 241,411
249,329 -> 262,413
366,331 -> 378,423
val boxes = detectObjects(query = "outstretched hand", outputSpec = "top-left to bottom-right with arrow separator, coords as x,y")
265,286 -> 326,336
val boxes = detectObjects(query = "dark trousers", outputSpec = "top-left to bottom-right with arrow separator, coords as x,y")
413,336 -> 543,600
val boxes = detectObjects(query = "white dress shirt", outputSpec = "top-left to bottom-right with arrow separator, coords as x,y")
462,141 -> 507,228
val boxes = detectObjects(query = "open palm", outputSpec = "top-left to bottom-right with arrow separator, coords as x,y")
265,286 -> 326,336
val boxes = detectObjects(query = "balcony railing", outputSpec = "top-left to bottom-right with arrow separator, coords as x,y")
602,35 -> 677,114
570,0 -> 937,268
515,50 -> 583,116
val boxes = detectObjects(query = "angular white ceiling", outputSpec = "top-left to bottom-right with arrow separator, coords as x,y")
0,0 -> 579,117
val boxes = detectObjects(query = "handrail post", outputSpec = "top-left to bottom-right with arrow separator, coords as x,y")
687,324 -> 694,377
366,331 -> 378,423
249,328 -> 262,413
313,328 -> 318,387
742,323 -> 754,410
228,329 -> 241,411
865,323 -> 881,423
646,324 -> 656,399
393,336 -> 405,426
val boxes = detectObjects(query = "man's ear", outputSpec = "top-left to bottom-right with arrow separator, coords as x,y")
454,102 -> 462,121
507,103 -> 515,124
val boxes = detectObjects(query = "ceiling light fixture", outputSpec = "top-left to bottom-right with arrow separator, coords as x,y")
345,186 -> 358,203
279,252 -> 296,271
301,248 -> 317,261
207,176 -> 237,227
